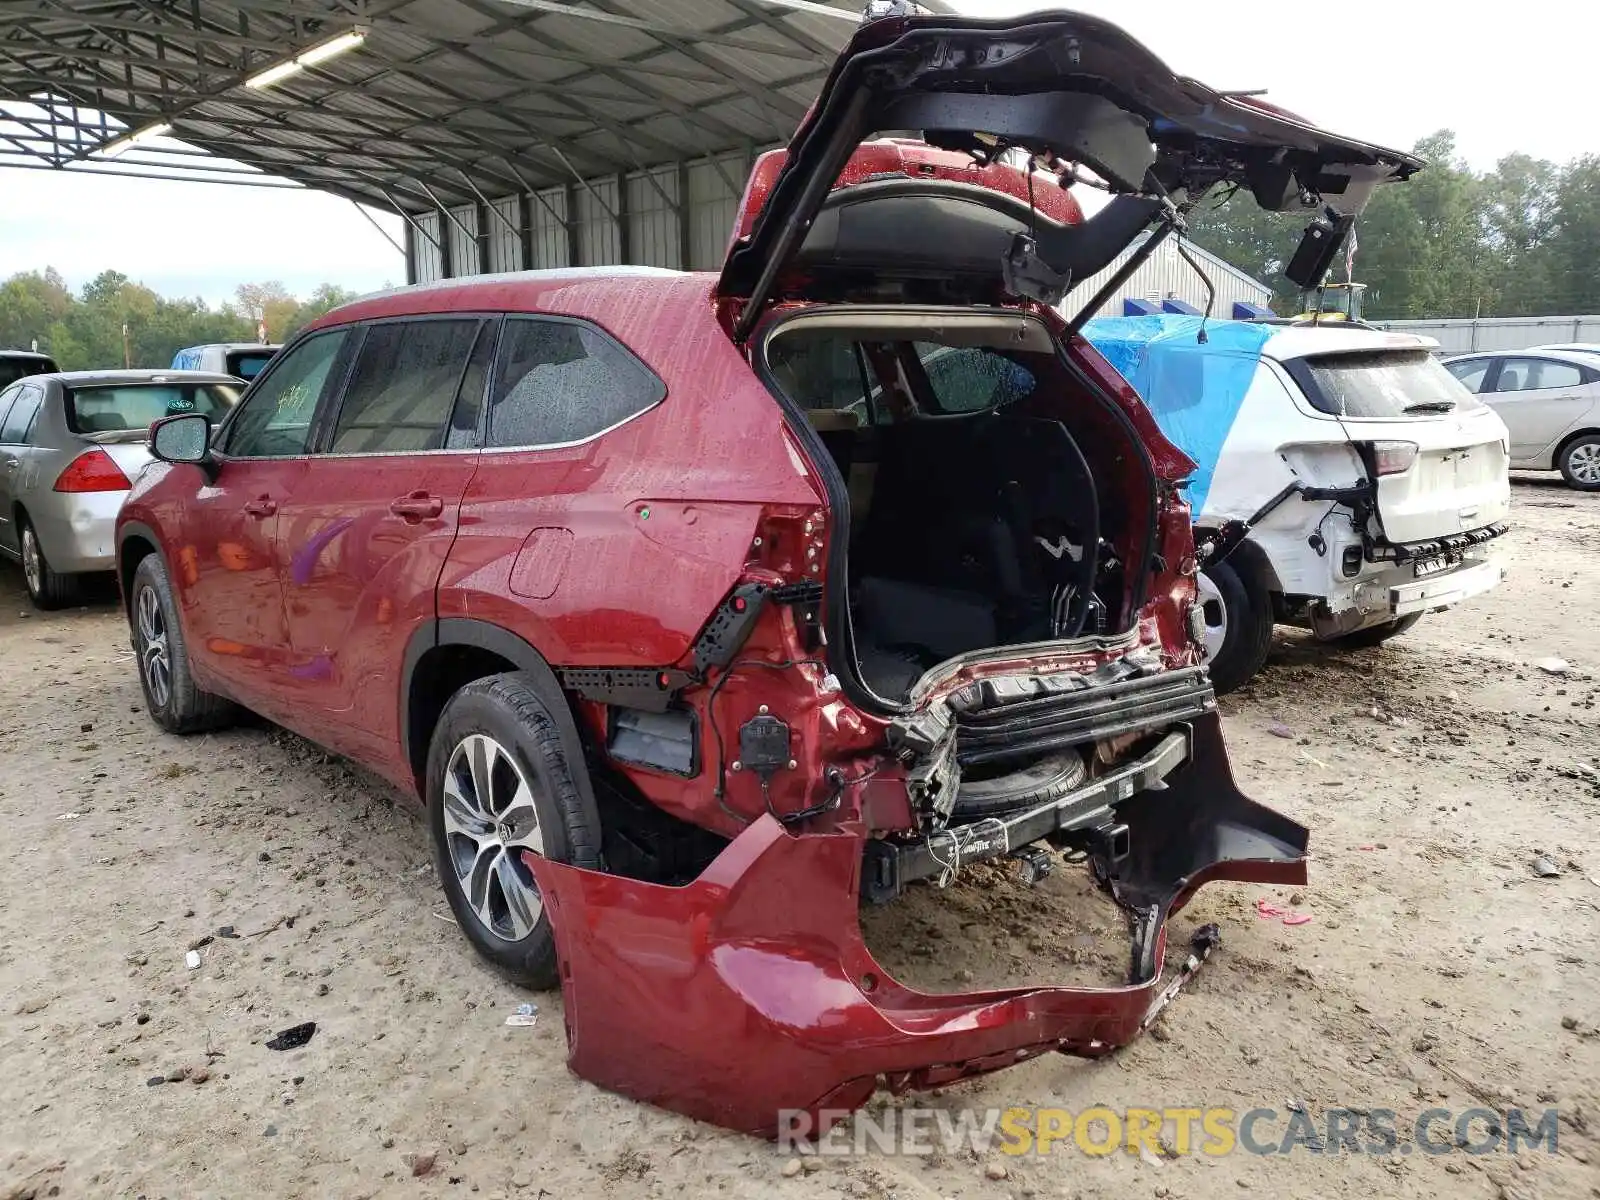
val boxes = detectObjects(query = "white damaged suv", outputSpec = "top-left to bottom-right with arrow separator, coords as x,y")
1085,315 -> 1511,691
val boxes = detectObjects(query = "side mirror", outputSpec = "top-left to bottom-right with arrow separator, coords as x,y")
149,412 -> 213,466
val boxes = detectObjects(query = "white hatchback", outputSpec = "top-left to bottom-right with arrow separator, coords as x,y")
1086,317 -> 1511,691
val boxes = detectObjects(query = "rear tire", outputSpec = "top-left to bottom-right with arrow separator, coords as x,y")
19,518 -> 79,610
1197,560 -> 1274,695
1557,433 -> 1600,490
427,673 -> 602,989
129,553 -> 237,733
1323,613 -> 1423,648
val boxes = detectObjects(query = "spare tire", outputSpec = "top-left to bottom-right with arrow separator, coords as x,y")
952,749 -> 1087,818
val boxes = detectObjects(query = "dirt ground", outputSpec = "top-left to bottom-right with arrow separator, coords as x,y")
2,476 -> 1598,1200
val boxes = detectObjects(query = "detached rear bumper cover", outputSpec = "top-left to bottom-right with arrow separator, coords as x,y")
524,714 -> 1306,1137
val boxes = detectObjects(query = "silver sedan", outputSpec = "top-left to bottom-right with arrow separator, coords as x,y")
0,369 -> 240,608
1442,349 -> 1600,489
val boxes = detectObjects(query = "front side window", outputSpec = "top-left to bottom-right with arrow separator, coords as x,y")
329,319 -> 480,453
65,383 -> 239,435
0,385 -> 41,443
1495,357 -> 1585,393
1297,349 -> 1483,418
486,318 -> 664,448
225,330 -> 348,458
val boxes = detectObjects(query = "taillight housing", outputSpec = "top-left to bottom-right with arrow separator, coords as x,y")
54,448 -> 132,493
1357,440 -> 1418,478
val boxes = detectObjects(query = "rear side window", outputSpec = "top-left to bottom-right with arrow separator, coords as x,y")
65,384 -> 239,435
0,358 -> 53,388
330,319 -> 480,453
226,350 -> 277,380
1494,357 -> 1586,392
0,385 -> 41,443
1445,358 -> 1492,393
226,330 -> 348,458
486,318 -> 664,448
914,343 -> 1036,414
1296,349 -> 1482,418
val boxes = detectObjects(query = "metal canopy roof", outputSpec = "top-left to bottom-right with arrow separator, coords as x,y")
0,0 -> 882,213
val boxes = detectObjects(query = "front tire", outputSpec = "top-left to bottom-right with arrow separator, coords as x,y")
1196,560 -> 1274,695
1558,434 -> 1600,490
129,553 -> 236,733
427,673 -> 602,988
1322,612 -> 1423,648
20,518 -> 79,610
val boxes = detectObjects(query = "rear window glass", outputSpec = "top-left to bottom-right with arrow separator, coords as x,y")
65,383 -> 240,435
0,358 -> 54,388
1298,349 -> 1481,418
226,351 -> 276,380
487,318 -> 664,448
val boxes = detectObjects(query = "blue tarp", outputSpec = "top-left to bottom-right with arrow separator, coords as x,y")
171,347 -> 203,370
1082,315 -> 1274,518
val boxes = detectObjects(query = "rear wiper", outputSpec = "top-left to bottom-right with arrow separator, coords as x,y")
1402,401 -> 1456,414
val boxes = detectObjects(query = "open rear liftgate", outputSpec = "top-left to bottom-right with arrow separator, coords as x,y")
523,709 -> 1307,1137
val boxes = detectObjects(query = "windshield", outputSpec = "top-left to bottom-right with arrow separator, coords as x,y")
0,358 -> 54,387
64,383 -> 241,434
1297,349 -> 1481,418
226,350 -> 276,380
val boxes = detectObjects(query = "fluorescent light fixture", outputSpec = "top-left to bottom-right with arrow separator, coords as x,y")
98,121 -> 172,158
296,28 -> 367,66
245,60 -> 303,90
244,27 -> 367,91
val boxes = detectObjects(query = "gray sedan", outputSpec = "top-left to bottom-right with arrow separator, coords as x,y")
0,369 -> 240,608
1442,349 -> 1600,489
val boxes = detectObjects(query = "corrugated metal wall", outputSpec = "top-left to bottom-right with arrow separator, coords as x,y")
1368,315 -> 1600,354
531,188 -> 568,270
446,205 -> 479,274
626,167 -> 681,269
406,151 -> 755,284
404,155 -> 1271,320
1059,234 -> 1273,323
487,197 -> 520,274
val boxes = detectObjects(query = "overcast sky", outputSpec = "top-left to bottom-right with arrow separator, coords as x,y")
2,0 -> 1591,308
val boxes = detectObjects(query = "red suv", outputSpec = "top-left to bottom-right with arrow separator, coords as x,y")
119,11 -> 1415,1137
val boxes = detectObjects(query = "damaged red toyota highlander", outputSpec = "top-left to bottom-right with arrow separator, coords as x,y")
118,11 -> 1418,1137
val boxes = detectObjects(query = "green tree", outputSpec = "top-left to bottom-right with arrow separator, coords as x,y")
1538,155 -> 1600,314
1183,129 -> 1600,321
283,283 -> 360,340
0,270 -> 362,368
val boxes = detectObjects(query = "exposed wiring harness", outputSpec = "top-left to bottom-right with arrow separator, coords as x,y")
925,817 -> 1007,889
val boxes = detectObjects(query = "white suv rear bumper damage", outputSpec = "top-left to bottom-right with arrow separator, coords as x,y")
1383,558 -> 1501,616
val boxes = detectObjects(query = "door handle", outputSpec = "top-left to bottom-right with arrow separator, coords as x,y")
4,459 -> 18,469
243,496 -> 277,518
390,492 -> 444,522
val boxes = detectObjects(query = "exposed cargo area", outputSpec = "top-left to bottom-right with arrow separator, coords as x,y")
763,310 -> 1152,702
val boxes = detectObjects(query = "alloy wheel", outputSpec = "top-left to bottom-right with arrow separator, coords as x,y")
441,734 -> 546,941
1195,571 -> 1229,663
1568,441 -> 1600,485
20,527 -> 42,596
136,584 -> 172,708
